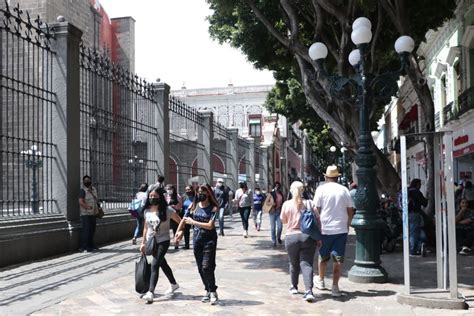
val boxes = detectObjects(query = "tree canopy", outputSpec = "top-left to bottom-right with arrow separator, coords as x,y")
207,0 -> 456,194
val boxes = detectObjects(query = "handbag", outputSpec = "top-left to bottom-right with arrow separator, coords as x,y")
262,194 -> 275,213
300,200 -> 322,241
88,188 -> 104,219
96,205 -> 104,219
144,235 -> 156,256
135,254 -> 151,294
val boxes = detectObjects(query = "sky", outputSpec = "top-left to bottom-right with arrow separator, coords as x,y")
99,0 -> 275,90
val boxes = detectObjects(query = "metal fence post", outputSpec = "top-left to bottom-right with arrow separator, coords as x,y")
50,22 -> 83,221
198,111 -> 213,185
152,82 -> 170,183
227,128 -> 239,191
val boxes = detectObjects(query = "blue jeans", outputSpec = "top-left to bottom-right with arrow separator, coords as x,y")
269,209 -> 282,244
133,216 -> 144,239
218,207 -> 225,234
239,207 -> 251,231
409,212 -> 426,255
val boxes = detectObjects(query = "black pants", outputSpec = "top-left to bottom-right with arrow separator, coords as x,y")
457,227 -> 474,248
239,207 -> 251,231
194,238 -> 217,292
80,215 -> 96,250
183,224 -> 191,248
149,240 -> 177,292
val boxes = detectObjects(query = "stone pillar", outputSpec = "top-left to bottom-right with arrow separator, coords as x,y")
227,128 -> 239,191
280,137 -> 288,192
152,82 -> 170,183
247,138 -> 255,191
261,145 -> 269,191
49,22 -> 82,221
198,111 -> 213,185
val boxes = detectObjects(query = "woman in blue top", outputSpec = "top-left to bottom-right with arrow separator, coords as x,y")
176,184 -> 219,305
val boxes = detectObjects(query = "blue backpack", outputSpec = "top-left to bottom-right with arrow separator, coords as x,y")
300,200 -> 322,241
128,198 -> 145,218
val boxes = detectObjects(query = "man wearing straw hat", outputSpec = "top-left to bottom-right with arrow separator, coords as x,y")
313,165 -> 354,298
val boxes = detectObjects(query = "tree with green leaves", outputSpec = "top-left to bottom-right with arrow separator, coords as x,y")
207,0 -> 456,214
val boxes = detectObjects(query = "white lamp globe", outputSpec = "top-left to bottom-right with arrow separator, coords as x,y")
308,42 -> 328,60
330,146 -> 336,152
351,26 -> 372,45
394,35 -> 415,53
352,17 -> 372,30
348,49 -> 361,66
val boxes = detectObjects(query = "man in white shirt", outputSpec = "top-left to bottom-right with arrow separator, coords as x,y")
313,165 -> 354,297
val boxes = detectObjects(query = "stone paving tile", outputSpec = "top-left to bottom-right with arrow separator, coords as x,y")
1,215 -> 473,315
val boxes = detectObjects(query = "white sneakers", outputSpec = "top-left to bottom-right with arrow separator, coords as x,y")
243,230 -> 248,238
314,278 -> 342,297
289,286 -> 298,295
210,292 -> 219,305
459,246 -> 472,255
165,283 -> 179,296
142,291 -> 154,304
303,290 -> 316,302
331,284 -> 342,297
314,278 -> 325,290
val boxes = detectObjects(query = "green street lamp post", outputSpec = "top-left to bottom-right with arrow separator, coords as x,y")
329,145 -> 337,165
21,145 -> 43,214
340,145 -> 347,186
309,17 -> 415,283
128,155 -> 144,195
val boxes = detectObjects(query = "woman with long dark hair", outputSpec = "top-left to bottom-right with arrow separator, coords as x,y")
176,184 -> 220,305
140,187 -> 182,304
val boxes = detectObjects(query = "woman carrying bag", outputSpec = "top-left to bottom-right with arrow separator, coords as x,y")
280,181 -> 321,302
139,187 -> 182,304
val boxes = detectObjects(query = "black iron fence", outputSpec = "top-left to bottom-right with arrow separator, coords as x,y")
168,95 -> 205,192
80,44 -> 159,210
1,2 -> 56,217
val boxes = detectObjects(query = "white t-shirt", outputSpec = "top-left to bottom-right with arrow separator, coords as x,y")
313,182 -> 353,235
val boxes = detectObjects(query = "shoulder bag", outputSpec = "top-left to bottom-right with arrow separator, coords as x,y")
300,200 -> 322,241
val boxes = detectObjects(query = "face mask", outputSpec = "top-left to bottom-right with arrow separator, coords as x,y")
186,192 -> 193,197
84,181 -> 92,187
149,197 -> 160,205
255,190 -> 261,195
197,193 -> 207,202
166,190 -> 173,195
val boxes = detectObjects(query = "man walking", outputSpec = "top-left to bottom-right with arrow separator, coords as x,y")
313,165 -> 353,297
214,178 -> 229,236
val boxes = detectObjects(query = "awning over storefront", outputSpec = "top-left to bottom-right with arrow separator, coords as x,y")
399,105 -> 418,130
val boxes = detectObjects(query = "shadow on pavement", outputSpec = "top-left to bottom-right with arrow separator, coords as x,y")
315,289 -> 397,303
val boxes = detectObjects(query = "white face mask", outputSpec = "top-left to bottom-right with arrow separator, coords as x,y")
166,190 -> 173,195
255,190 -> 261,194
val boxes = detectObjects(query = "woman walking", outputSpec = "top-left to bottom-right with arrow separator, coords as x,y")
234,182 -> 252,238
132,183 -> 148,245
270,182 -> 285,246
140,187 -> 182,304
281,181 -> 321,302
176,184 -> 220,305
252,186 -> 265,231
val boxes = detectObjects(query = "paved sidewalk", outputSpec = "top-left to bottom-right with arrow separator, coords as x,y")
1,214 -> 473,315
